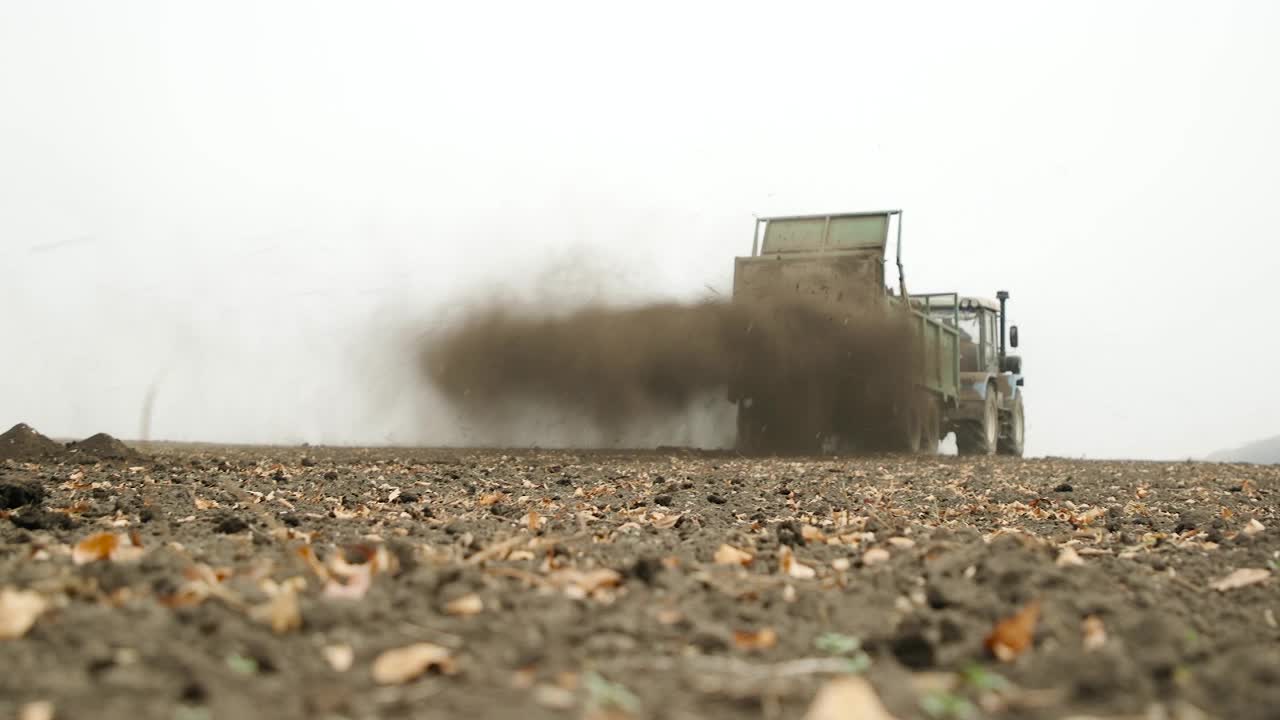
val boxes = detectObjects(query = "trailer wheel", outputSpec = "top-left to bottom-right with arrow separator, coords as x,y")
998,393 -> 1025,457
957,385 -> 998,456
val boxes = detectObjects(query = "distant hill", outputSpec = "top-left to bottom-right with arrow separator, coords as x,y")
1208,434 -> 1280,464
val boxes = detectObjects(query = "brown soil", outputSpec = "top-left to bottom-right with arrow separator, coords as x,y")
0,423 -> 64,461
2,443 -> 1277,720
421,299 -> 920,453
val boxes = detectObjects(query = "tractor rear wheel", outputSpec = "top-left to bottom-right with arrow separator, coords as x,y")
998,393 -> 1025,457
957,385 -> 998,456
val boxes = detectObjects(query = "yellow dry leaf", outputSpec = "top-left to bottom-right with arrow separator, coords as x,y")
19,701 -> 55,720
714,544 -> 754,567
323,644 -> 354,672
801,525 -> 826,543
803,676 -> 901,720
655,608 -> 683,625
1082,615 -> 1107,651
1210,568 -> 1270,592
862,548 -> 890,566
251,585 -> 302,634
1056,546 -> 1085,567
651,513 -> 682,530
779,545 -> 816,579
526,511 -> 542,532
0,588 -> 49,640
372,643 -> 457,685
445,593 -> 484,617
324,564 -> 372,600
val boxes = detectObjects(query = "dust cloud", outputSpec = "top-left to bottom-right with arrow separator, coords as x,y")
418,298 -> 923,453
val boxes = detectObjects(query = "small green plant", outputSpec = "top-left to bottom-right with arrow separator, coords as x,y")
583,671 -> 641,715
814,632 -> 862,655
920,689 -> 979,720
959,664 -> 1009,692
814,632 -> 872,673
225,653 -> 258,676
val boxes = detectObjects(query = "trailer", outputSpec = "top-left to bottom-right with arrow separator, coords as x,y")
729,210 -> 1025,456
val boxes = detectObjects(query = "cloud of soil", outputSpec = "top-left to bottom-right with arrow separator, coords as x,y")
418,298 -> 923,453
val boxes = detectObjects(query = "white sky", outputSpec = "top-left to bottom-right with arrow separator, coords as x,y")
2,0 -> 1276,459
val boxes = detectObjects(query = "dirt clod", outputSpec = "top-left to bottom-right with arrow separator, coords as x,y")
0,480 -> 44,510
0,423 -> 63,462
65,432 -> 144,461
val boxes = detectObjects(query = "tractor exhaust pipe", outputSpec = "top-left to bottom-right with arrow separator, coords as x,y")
996,290 -> 1009,362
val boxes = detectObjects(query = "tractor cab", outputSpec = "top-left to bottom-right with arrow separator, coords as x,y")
916,294 -> 1020,376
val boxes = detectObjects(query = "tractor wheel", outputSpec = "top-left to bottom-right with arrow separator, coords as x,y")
917,398 -> 941,455
998,393 -> 1025,457
957,385 -> 998,456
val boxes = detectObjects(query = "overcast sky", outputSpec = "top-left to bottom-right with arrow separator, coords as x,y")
2,1 -> 1276,460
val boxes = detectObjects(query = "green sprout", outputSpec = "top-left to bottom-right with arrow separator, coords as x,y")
814,632 -> 872,673
920,689 -> 980,720
583,671 -> 642,715
960,664 -> 1009,692
225,653 -> 259,676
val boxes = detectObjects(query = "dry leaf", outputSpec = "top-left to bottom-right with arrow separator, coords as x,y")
547,568 -> 623,600
862,548 -> 890,566
985,598 -> 1041,662
533,685 -> 577,710
445,593 -> 484,617
650,513 -> 682,530
323,644 -> 354,672
803,676 -> 901,720
251,585 -> 302,634
72,532 -> 143,565
324,564 -> 372,600
372,642 -> 457,684
778,545 -> 817,579
478,492 -> 507,507
1056,546 -> 1085,567
655,608 -> 683,625
1210,568 -> 1270,592
1082,615 -> 1107,651
0,588 -> 49,640
1244,519 -> 1265,537
193,496 -> 219,511
19,701 -> 55,720
801,525 -> 826,543
511,666 -> 537,689
714,544 -> 754,567
732,627 -> 778,651
526,511 -> 542,531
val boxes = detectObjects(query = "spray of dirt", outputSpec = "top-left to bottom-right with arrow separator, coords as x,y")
419,298 -> 923,454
